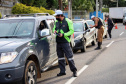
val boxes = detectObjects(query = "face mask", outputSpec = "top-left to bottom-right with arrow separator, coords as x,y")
56,18 -> 61,21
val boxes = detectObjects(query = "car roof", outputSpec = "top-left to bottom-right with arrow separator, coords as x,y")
1,13 -> 55,21
1,16 -> 55,20
72,19 -> 86,23
86,20 -> 93,22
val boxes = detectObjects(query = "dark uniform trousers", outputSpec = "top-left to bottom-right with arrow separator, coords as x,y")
108,27 -> 112,38
57,43 -> 77,73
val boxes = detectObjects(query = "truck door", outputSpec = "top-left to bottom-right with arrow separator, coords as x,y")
46,19 -> 57,62
84,23 -> 91,46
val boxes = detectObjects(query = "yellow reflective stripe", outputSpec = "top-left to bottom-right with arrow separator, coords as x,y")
60,29 -> 70,42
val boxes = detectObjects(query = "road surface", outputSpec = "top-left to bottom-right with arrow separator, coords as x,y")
37,23 -> 126,84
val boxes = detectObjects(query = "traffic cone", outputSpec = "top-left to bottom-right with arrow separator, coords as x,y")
125,25 -> 126,29
115,23 -> 118,29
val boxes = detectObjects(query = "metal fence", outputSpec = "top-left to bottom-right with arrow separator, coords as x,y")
63,10 -> 90,20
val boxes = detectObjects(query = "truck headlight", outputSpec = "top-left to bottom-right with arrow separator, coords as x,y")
0,52 -> 18,64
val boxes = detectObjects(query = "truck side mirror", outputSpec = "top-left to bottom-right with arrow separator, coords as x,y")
39,29 -> 50,37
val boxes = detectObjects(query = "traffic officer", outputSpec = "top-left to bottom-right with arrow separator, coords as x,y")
91,15 -> 104,50
53,10 -> 77,77
105,15 -> 114,39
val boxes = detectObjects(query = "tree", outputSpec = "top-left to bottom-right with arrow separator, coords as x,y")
118,0 -> 126,7
18,0 -> 35,6
33,0 -> 47,8
46,0 -> 58,9
103,0 -> 126,7
72,0 -> 95,11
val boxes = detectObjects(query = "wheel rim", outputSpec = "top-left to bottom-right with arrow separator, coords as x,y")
83,40 -> 86,50
27,65 -> 36,84
94,36 -> 96,44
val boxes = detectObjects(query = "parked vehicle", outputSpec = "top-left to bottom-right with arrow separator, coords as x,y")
86,19 -> 107,39
72,19 -> 96,52
70,34 -> 75,49
0,13 -> 58,84
123,13 -> 126,25
109,7 -> 126,23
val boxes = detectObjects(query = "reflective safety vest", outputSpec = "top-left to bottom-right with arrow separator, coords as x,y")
53,17 -> 74,43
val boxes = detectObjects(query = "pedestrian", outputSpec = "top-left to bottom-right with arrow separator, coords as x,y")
91,15 -> 104,50
105,15 -> 114,39
53,10 -> 77,77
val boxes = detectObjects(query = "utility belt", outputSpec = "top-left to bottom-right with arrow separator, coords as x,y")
96,25 -> 103,29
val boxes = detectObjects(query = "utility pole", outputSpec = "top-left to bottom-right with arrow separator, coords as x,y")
99,0 -> 103,12
96,0 -> 98,17
58,0 -> 63,10
117,0 -> 118,7
68,0 -> 72,19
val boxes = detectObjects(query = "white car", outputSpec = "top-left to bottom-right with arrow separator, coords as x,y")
86,19 -> 107,39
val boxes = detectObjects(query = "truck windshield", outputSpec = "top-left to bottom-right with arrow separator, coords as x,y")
87,21 -> 94,27
0,19 -> 35,38
73,22 -> 84,32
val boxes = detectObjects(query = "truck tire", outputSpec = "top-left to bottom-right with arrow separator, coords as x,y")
91,36 -> 96,46
105,33 -> 107,38
23,60 -> 37,84
81,40 -> 86,52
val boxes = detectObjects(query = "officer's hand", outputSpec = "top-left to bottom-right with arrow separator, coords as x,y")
59,33 -> 63,37
90,26 -> 93,28
54,31 -> 57,34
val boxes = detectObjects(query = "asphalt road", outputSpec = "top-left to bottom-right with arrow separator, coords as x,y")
37,23 -> 126,84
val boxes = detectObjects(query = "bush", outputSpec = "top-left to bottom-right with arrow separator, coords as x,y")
12,3 -> 55,15
0,13 -> 1,18
102,8 -> 109,12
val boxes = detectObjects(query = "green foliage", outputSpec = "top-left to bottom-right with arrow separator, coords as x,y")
72,0 -> 95,12
46,0 -> 58,9
18,0 -> 35,6
103,0 -> 126,7
0,13 -> 2,18
12,3 -> 55,15
102,8 -> 109,12
33,0 -> 47,8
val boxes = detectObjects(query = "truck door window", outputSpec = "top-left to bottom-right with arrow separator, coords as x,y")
39,20 -> 47,31
38,20 -> 50,36
46,19 -> 55,32
85,23 -> 88,30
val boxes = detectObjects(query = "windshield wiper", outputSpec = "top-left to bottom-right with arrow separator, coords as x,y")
0,36 -> 21,38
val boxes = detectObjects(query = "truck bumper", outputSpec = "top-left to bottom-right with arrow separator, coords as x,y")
0,66 -> 24,83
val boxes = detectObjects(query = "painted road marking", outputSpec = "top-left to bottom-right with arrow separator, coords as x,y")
106,41 -> 114,48
120,32 -> 124,36
65,65 -> 88,84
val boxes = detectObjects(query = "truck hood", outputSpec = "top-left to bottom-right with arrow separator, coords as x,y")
0,38 -> 32,52
74,32 -> 85,38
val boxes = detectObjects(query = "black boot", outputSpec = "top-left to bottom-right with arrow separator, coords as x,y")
73,71 -> 77,77
95,42 -> 102,50
57,73 -> 66,76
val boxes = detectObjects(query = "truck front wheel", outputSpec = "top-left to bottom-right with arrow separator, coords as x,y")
23,60 -> 37,84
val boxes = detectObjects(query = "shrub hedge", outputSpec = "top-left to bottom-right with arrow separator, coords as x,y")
12,3 -> 55,15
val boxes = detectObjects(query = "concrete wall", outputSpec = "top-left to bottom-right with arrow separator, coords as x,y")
0,7 -> 12,17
